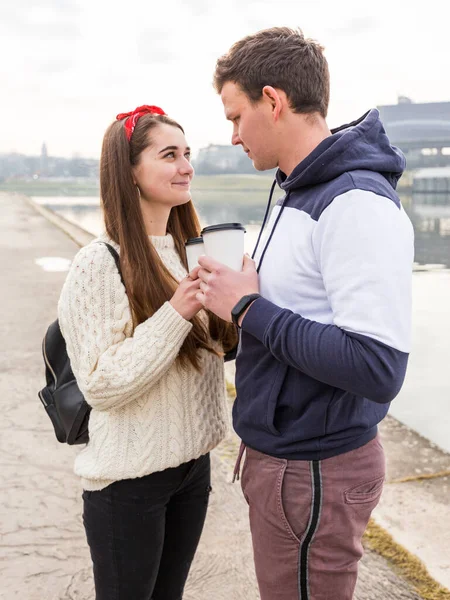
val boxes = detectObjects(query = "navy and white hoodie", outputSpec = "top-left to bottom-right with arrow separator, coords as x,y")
235,109 -> 414,460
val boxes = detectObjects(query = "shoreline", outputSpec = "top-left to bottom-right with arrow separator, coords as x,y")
23,193 -> 95,248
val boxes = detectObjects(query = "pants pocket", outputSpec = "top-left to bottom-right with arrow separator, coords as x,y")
344,475 -> 385,505
205,484 -> 212,506
265,363 -> 288,435
277,461 -> 312,544
239,448 -> 248,497
82,490 -> 91,501
178,453 -> 210,491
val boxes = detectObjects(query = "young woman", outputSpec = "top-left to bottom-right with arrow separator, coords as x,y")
58,105 -> 237,600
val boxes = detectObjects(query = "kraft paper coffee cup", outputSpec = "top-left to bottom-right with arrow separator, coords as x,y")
201,223 -> 246,271
185,237 -> 205,271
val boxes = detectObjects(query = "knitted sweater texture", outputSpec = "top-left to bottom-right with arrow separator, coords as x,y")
58,233 -> 229,491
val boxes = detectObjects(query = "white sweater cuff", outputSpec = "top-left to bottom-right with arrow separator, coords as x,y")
150,301 -> 193,343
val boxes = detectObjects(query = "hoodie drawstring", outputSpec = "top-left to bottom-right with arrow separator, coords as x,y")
232,440 -> 246,483
256,190 -> 289,274
252,178 -> 277,261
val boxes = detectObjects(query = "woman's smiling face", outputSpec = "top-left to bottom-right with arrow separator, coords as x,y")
132,123 -> 194,208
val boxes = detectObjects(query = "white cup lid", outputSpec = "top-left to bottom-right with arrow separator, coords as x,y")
185,236 -> 204,246
201,222 -> 246,234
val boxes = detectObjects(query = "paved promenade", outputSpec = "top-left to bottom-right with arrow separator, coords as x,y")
0,191 -> 448,599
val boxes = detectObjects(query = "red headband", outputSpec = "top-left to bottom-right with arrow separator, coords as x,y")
116,105 -> 166,141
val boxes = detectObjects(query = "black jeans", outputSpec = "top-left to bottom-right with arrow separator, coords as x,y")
82,453 -> 211,600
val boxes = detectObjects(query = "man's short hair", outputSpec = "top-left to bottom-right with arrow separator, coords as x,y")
214,27 -> 330,118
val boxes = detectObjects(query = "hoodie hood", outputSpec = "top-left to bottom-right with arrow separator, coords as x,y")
276,109 -> 406,192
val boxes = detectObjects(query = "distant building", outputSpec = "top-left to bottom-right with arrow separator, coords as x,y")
413,167 -> 450,194
377,97 -> 450,169
411,167 -> 450,219
0,151 -> 99,180
40,142 -> 49,176
194,144 -> 259,175
194,143 -> 279,175
196,145 -> 239,171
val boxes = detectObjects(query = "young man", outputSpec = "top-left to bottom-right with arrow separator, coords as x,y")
195,27 -> 414,600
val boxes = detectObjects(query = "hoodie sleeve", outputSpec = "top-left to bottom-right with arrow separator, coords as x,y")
240,189 -> 414,404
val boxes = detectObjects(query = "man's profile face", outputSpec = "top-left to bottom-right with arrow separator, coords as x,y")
220,81 -> 278,171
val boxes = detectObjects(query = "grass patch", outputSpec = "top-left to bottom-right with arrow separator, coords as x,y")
389,470 -> 450,484
226,380 -> 236,398
192,174 -> 275,191
364,519 -> 450,599
0,174 -> 276,198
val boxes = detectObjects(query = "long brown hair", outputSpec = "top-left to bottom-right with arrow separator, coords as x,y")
100,113 -> 237,370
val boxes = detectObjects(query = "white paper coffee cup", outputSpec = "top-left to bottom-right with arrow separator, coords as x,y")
185,237 -> 205,271
201,223 -> 246,271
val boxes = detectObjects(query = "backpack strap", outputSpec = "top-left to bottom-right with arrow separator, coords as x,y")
97,242 -> 126,289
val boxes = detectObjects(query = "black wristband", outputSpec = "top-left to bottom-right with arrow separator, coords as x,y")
231,293 -> 261,327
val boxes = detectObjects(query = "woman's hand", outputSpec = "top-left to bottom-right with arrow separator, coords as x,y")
170,268 -> 203,321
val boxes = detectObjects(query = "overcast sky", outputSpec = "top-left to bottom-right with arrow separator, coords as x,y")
1,0 -> 448,159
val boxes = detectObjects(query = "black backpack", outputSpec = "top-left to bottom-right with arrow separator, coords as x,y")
38,242 -> 124,445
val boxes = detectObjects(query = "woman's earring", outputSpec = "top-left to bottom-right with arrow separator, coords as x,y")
136,185 -> 141,198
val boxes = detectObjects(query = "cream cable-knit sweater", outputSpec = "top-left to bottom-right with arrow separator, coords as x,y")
58,233 -> 229,491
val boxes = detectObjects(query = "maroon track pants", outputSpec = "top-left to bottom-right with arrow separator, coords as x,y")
240,436 -> 385,600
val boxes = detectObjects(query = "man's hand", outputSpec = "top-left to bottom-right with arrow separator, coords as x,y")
193,254 -> 259,321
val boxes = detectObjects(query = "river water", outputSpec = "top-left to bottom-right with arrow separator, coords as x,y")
34,191 -> 450,454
